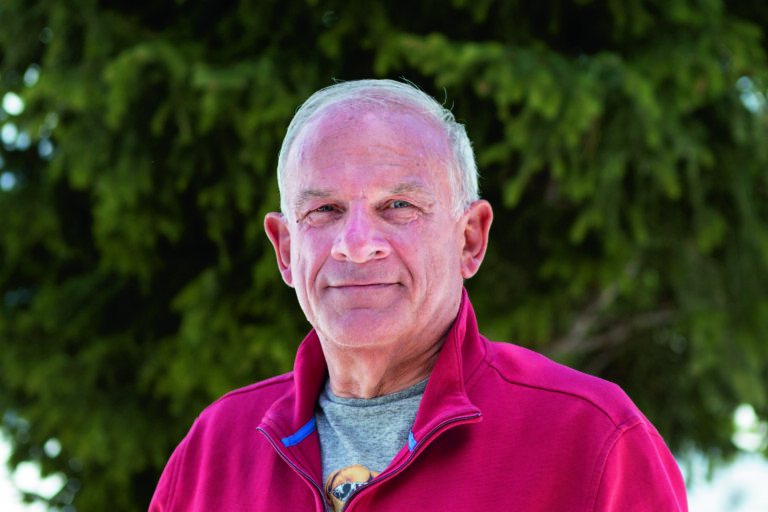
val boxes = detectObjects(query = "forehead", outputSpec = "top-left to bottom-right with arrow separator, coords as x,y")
285,102 -> 453,195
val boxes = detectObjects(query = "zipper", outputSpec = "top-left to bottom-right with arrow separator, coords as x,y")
340,412 -> 482,512
256,426 -> 331,512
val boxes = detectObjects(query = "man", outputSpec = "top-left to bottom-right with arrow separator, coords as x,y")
150,79 -> 688,511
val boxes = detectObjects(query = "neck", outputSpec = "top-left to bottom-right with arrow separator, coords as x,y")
322,337 -> 444,399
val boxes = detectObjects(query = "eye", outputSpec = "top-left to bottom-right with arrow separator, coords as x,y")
382,199 -> 420,224
298,204 -> 340,226
389,200 -> 412,209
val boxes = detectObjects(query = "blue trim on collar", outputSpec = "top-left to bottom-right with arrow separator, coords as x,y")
408,430 -> 417,451
281,417 -> 316,447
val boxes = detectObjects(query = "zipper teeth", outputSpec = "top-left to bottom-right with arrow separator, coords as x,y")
341,413 -> 481,511
256,427 -> 330,512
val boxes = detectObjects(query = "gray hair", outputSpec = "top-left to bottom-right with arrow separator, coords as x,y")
277,79 -> 479,218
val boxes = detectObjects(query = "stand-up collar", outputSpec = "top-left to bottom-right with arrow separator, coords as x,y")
259,329 -> 327,444
410,288 -> 484,441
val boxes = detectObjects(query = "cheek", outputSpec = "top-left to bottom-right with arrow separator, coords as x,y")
433,232 -> 464,276
291,232 -> 332,281
402,230 -> 461,281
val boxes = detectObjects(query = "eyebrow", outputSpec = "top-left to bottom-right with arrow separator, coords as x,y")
293,188 -> 332,214
389,181 -> 431,196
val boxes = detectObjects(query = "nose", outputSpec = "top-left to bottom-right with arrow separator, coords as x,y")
331,206 -> 391,263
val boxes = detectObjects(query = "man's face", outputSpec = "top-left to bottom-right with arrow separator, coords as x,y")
266,105 -> 484,353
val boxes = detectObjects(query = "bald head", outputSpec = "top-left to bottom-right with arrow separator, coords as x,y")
277,80 -> 479,218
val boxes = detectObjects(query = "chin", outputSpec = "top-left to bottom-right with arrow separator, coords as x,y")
318,312 -> 405,349
324,328 -> 399,350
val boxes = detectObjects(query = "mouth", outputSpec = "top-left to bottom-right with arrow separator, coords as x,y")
329,283 -> 397,289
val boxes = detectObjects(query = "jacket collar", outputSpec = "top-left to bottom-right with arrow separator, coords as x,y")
411,288 -> 484,442
260,288 -> 484,447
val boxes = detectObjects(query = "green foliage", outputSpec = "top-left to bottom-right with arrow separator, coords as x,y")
1,0 -> 767,509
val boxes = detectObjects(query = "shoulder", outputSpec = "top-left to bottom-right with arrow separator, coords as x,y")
481,339 -> 651,431
150,373 -> 301,511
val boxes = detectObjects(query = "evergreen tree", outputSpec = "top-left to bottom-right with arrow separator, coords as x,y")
1,1 -> 766,509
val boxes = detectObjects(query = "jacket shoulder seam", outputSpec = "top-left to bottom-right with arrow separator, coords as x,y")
586,421 -> 647,511
206,372 -> 295,407
485,358 -> 640,429
164,433 -> 187,510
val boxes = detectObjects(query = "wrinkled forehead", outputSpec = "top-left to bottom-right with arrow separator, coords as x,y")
286,99 -> 453,178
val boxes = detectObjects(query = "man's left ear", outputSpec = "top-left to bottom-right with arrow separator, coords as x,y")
460,200 -> 493,279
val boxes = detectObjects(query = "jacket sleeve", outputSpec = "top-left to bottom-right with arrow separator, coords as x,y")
593,421 -> 688,511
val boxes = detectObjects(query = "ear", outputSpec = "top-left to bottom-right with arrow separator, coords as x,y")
264,212 -> 294,287
460,200 -> 493,279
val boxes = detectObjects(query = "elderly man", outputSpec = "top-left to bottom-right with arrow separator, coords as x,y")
150,80 -> 688,511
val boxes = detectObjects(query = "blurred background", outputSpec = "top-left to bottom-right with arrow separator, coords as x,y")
1,0 -> 767,510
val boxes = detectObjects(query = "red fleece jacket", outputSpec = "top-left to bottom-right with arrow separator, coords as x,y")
150,290 -> 688,511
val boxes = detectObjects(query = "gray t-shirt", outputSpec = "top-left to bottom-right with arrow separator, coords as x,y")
314,379 -> 427,510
